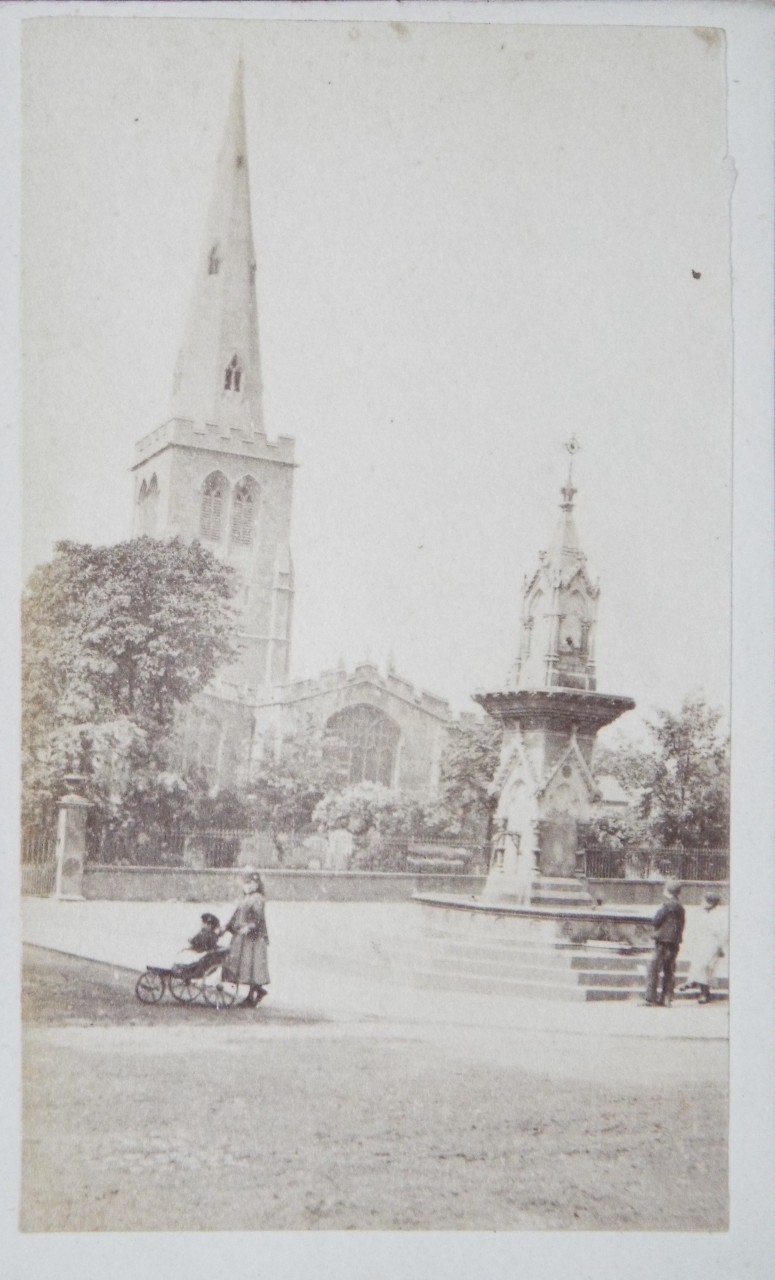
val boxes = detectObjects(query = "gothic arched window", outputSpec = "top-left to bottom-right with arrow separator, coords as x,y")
562,592 -> 586,650
208,245 -> 220,275
231,477 -> 257,548
224,354 -> 242,392
527,589 -> 547,657
326,705 -> 400,788
200,472 -> 228,542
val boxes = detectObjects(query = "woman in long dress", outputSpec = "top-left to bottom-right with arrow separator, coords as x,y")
223,870 -> 270,1008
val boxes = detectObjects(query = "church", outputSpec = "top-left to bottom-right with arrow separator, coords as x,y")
130,64 -> 454,796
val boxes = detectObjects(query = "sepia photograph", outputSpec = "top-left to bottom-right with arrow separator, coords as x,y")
5,0 -> 774,1268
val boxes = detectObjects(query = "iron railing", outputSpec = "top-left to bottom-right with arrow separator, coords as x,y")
582,845 -> 728,882
21,827 -> 57,896
86,826 -> 187,866
82,826 -> 489,872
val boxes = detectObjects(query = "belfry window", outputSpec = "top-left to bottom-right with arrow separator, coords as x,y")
200,472 -> 228,541
137,474 -> 159,536
145,475 -> 159,535
224,354 -> 242,392
208,245 -> 220,275
231,478 -> 257,547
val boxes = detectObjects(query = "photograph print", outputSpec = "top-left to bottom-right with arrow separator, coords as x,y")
19,12 -> 734,1234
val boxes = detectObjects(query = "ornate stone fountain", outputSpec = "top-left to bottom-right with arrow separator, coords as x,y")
412,443 -> 655,999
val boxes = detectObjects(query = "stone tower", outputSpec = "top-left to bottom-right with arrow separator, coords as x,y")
131,62 -> 295,693
475,443 -> 634,904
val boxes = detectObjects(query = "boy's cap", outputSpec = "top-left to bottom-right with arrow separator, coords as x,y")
664,878 -> 683,896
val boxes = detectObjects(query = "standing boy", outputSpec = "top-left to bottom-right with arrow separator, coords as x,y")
642,879 -> 685,1007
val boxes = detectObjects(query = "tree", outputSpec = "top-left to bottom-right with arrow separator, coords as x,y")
583,808 -> 649,852
592,735 -> 656,794
313,782 -> 421,839
641,695 -> 730,847
591,696 -> 729,849
22,537 -> 238,826
433,717 -> 503,841
249,722 -> 350,859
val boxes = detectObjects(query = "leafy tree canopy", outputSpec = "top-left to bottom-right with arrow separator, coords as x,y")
642,695 -> 729,847
592,695 -> 729,848
248,721 -> 350,856
435,717 -> 503,840
22,537 -> 238,825
313,782 -> 422,839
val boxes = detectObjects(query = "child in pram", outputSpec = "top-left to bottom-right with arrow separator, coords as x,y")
171,912 -> 229,980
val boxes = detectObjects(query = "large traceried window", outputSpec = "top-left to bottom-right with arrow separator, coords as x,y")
231,477 -> 257,547
200,472 -> 228,542
326,705 -> 400,788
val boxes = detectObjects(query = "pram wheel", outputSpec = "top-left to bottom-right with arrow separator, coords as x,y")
202,972 -> 238,1009
169,974 -> 203,1004
135,969 -> 166,1004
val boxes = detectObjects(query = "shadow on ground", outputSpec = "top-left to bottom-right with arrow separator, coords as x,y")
22,946 -> 325,1029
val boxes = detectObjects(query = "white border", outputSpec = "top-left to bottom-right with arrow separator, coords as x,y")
2,2 -> 773,1277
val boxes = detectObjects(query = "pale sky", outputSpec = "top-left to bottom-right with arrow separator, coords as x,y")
22,16 -> 733,731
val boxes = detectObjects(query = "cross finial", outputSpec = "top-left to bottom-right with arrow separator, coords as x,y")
561,435 -> 580,508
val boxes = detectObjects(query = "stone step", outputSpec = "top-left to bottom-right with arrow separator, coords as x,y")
417,935 -> 597,962
584,989 -> 638,1002
406,951 -> 646,988
409,953 -> 728,996
419,929 -> 654,964
578,971 -> 645,989
410,968 -> 592,1002
409,967 -> 639,1003
405,945 -> 646,980
569,952 -> 661,972
407,954 -> 591,984
417,930 -> 727,984
296,942 -> 727,1004
420,923 -> 613,949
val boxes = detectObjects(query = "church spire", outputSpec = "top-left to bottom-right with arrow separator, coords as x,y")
171,59 -> 265,436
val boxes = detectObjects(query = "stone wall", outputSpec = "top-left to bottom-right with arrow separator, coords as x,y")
82,867 -> 488,903
79,867 -> 726,905
588,878 -> 728,907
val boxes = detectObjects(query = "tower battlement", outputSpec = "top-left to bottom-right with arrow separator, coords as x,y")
132,418 -> 295,469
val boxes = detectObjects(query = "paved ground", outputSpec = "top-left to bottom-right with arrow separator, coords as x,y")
22,946 -> 727,1232
19,899 -> 728,1232
21,899 -> 730,1040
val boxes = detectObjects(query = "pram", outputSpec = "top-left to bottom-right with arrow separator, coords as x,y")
134,912 -> 240,1009
134,949 -> 242,1008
